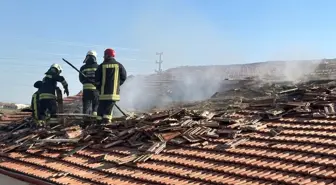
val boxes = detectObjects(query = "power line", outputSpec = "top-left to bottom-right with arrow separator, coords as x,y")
155,52 -> 163,74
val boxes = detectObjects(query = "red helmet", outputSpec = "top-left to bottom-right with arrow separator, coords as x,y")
104,48 -> 115,58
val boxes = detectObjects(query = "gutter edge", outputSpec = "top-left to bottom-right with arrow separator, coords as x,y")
0,168 -> 55,185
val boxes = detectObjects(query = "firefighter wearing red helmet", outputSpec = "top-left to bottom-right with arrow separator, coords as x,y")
95,48 -> 127,123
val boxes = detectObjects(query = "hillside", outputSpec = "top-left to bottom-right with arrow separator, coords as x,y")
1,58 -> 335,112
118,58 -> 336,111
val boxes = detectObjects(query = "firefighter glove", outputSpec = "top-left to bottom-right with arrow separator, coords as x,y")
36,120 -> 46,127
64,88 -> 69,96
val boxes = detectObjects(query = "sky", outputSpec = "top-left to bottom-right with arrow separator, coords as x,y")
0,0 -> 336,104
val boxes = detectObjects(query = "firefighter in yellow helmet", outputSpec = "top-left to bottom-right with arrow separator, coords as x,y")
79,50 -> 99,116
39,64 -> 69,123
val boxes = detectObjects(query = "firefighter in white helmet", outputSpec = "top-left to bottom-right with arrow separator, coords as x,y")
79,50 -> 99,116
39,63 -> 69,123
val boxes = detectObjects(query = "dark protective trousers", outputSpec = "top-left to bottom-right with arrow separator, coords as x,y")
39,99 -> 57,120
97,100 -> 115,123
82,90 -> 99,115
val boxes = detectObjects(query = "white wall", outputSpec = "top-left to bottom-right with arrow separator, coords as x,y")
15,104 -> 30,109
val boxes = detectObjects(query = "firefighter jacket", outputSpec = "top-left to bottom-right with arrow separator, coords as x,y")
39,69 -> 69,100
31,90 -> 40,120
79,55 -> 98,90
95,57 -> 127,101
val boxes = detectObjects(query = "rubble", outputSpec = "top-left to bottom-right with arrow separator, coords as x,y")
1,79 -> 336,167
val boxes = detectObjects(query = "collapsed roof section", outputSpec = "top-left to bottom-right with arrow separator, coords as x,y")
1,78 -> 336,184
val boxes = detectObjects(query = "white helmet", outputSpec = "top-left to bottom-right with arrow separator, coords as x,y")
87,50 -> 97,58
50,63 -> 63,73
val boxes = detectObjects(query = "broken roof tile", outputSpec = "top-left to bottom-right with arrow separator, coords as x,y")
1,80 -> 336,184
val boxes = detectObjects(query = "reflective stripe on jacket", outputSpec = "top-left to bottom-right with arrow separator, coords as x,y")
79,58 -> 98,91
39,93 -> 56,100
31,91 -> 40,119
95,58 -> 127,101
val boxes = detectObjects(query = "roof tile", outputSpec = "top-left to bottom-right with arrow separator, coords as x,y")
3,80 -> 336,184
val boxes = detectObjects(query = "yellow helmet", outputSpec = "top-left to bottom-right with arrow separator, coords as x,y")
50,63 -> 63,73
87,50 -> 97,58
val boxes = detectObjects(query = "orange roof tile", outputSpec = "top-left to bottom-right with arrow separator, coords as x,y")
1,88 -> 336,184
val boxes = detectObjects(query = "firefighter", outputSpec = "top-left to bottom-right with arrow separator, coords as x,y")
95,48 -> 127,123
31,80 -> 43,125
79,50 -> 99,116
39,64 -> 69,123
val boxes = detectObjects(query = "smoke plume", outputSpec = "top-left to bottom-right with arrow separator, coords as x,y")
114,1 -> 323,113
113,0 -> 245,112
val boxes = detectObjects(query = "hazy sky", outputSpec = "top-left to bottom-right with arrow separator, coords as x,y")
0,0 -> 335,103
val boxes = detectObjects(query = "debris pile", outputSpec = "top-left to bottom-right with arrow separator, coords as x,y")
1,79 -> 336,165
0,108 -> 270,164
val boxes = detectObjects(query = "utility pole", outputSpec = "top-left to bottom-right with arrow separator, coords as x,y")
155,52 -> 163,74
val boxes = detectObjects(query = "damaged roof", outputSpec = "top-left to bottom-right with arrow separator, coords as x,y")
1,80 -> 336,185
